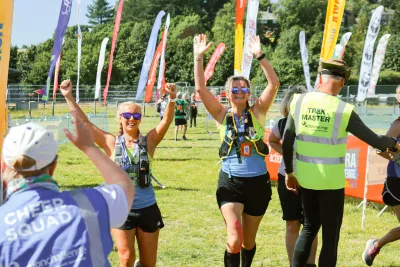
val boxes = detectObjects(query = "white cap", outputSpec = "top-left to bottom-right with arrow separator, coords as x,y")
2,123 -> 58,171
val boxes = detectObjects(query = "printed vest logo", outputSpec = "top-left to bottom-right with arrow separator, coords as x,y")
0,23 -> 3,61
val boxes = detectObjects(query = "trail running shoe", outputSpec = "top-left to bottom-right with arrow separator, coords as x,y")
362,238 -> 380,266
182,135 -> 187,140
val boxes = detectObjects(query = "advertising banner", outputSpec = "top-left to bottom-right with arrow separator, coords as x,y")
357,5 -> 384,102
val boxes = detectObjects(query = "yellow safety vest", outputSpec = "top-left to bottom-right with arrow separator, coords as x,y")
290,92 -> 354,189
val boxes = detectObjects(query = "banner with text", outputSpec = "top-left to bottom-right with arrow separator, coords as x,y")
145,34 -> 164,103
332,32 -> 352,60
44,0 -> 73,101
357,5 -> 383,102
103,0 -> 124,104
0,0 -> 14,158
234,0 -> 247,76
156,14 -> 170,100
367,34 -> 391,96
205,43 -> 226,84
76,0 -> 82,103
299,31 -> 313,91
95,37 -> 109,100
136,10 -> 165,101
241,0 -> 259,79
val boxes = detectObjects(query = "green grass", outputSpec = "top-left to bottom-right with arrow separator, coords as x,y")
9,104 -> 400,266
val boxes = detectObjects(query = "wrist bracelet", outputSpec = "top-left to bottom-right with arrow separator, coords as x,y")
256,53 -> 266,61
169,97 -> 177,102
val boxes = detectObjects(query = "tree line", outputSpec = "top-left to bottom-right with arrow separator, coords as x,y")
9,0 -> 400,88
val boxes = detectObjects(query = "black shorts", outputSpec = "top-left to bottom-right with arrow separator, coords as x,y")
277,173 -> 303,221
117,203 -> 164,232
216,170 -> 272,216
382,177 -> 400,207
175,118 -> 187,126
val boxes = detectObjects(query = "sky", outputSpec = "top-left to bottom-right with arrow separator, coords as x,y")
11,0 -> 115,47
11,0 -> 278,47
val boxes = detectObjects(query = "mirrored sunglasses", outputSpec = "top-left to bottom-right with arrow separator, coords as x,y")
120,112 -> 142,120
231,87 -> 250,94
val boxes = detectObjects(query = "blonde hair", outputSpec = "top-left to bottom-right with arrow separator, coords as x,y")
116,101 -> 142,137
225,76 -> 251,108
396,85 -> 400,93
2,155 -> 57,183
280,86 -> 307,118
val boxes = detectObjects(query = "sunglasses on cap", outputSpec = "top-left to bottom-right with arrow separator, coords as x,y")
120,112 -> 142,120
230,87 -> 250,94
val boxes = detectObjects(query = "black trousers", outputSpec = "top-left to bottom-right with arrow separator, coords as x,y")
190,110 -> 197,127
293,187 -> 344,267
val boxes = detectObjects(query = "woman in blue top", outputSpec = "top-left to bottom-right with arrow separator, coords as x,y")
194,34 -> 279,266
60,80 -> 177,267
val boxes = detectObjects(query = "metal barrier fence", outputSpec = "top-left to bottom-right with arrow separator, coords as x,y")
9,112 -> 109,144
6,84 -> 399,104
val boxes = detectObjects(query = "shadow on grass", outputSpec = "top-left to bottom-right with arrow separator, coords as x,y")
156,158 -> 206,161
60,183 -> 101,190
154,186 -> 199,192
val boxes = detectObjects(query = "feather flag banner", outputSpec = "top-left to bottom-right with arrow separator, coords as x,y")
95,38 -> 109,100
43,0 -> 73,101
103,0 -> 124,104
135,11 -> 166,100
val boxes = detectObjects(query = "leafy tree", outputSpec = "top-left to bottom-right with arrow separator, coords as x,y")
9,46 -> 19,69
122,0 -> 199,23
86,0 -> 114,27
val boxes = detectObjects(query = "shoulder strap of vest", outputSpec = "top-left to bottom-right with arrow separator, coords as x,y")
114,136 -> 123,164
69,190 -> 107,266
244,108 -> 254,135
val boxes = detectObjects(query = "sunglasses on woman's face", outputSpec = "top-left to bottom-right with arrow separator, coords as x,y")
230,87 -> 250,94
120,112 -> 142,120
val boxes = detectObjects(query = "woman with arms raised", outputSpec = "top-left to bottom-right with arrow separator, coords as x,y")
60,80 -> 177,267
194,34 -> 279,267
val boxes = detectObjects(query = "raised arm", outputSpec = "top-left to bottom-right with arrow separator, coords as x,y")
64,111 -> 134,209
194,34 -> 226,124
146,83 -> 177,157
60,80 -> 116,157
248,36 -> 280,122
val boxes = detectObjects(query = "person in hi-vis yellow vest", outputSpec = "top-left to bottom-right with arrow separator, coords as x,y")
282,59 -> 400,267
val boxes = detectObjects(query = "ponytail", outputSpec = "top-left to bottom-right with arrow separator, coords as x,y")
117,122 -> 123,137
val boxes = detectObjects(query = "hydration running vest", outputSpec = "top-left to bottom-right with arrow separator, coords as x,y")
219,108 -> 269,163
290,92 -> 354,189
114,135 -> 153,188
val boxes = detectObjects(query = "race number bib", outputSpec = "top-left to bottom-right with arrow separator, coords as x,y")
240,142 -> 252,157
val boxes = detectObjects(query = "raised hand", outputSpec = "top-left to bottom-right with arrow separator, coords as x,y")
164,83 -> 177,99
60,80 -> 73,100
63,110 -> 95,152
193,34 -> 213,58
248,35 -> 263,58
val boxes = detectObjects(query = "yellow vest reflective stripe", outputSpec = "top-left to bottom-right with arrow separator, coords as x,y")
290,92 -> 354,189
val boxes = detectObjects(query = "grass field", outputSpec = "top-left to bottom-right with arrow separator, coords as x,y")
9,103 -> 400,267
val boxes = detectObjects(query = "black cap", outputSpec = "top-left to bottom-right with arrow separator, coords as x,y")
318,59 -> 351,81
